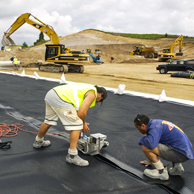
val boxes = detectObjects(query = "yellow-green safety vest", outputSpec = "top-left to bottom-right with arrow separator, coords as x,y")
13,58 -> 18,64
53,83 -> 97,110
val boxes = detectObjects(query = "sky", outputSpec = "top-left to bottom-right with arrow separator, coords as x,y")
1,0 -> 194,47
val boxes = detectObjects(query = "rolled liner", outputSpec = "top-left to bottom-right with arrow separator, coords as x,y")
0,61 -> 20,66
0,61 -> 21,70
171,71 -> 194,79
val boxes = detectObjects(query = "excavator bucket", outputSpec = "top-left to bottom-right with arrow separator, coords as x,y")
176,52 -> 183,56
1,34 -> 16,46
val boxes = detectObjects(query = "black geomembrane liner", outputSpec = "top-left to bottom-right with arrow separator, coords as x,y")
0,73 -> 193,194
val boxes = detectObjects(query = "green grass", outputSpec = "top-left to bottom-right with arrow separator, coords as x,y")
6,45 -> 23,49
91,29 -> 194,39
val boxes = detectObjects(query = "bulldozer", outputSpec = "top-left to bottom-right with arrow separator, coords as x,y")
129,46 -> 159,58
158,35 -> 183,61
2,13 -> 89,73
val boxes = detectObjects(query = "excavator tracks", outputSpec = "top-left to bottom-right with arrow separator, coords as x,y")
39,63 -> 84,73
39,64 -> 64,73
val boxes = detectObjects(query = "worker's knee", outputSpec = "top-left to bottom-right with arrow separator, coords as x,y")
142,145 -> 150,152
142,145 -> 159,156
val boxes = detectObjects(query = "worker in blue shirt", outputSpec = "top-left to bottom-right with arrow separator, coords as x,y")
134,114 -> 194,180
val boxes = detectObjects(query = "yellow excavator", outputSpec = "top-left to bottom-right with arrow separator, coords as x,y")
2,13 -> 89,73
158,35 -> 183,61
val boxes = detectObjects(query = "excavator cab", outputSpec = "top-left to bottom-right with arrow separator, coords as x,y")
45,45 -> 59,60
162,48 -> 170,53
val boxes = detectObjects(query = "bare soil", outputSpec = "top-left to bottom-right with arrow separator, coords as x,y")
1,30 -> 194,101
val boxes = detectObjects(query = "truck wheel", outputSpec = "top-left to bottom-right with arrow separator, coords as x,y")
149,53 -> 154,58
144,52 -> 149,58
159,68 -> 167,74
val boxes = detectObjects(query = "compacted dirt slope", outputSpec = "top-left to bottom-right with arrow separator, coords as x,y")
0,29 -> 194,101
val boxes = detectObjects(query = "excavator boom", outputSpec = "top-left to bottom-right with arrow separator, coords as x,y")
2,13 -> 60,46
169,35 -> 183,54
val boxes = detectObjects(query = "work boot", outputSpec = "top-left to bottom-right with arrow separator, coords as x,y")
66,154 -> 89,167
169,163 -> 184,176
144,167 -> 169,180
33,137 -> 51,148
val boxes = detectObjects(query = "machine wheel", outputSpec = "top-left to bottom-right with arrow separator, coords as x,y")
144,52 -> 149,58
39,65 -> 44,71
159,68 -> 167,74
60,66 -> 64,72
63,65 -> 69,73
149,53 -> 154,58
67,64 -> 84,73
38,64 -> 64,73
79,65 -> 84,73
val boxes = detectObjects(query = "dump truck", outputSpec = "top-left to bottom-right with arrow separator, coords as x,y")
129,46 -> 159,58
2,13 -> 89,73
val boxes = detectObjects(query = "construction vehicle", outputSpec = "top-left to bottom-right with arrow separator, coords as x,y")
158,35 -> 183,61
2,13 -> 89,73
129,46 -> 159,58
86,49 -> 103,64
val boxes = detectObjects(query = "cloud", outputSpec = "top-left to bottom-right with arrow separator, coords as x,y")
0,0 -> 194,47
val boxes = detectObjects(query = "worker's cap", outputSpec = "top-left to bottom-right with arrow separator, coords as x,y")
95,85 -> 108,105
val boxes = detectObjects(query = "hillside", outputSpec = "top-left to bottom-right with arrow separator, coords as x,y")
0,29 -> 194,101
1,29 -> 194,66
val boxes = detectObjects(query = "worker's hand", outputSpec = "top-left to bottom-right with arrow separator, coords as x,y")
82,122 -> 90,133
140,160 -> 152,167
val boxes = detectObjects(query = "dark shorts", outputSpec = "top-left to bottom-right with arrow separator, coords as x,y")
158,143 -> 188,163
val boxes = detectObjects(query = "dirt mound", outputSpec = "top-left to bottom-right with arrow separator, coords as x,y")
0,47 -> 45,67
1,29 -> 194,66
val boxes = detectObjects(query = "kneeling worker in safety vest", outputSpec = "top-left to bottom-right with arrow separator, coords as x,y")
33,83 -> 108,166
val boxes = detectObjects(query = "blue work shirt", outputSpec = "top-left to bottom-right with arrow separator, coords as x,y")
138,119 -> 194,159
